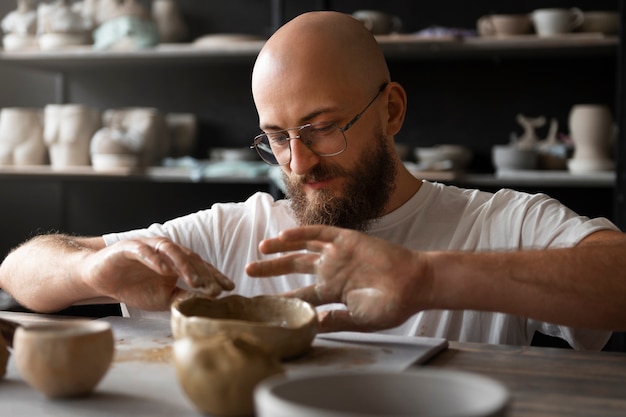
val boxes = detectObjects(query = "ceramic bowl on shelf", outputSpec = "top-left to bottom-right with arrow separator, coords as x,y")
255,369 -> 511,417
171,295 -> 318,359
414,145 -> 472,170
492,145 -> 537,171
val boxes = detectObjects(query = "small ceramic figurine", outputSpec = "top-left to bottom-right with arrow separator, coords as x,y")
513,113 -> 546,150
0,107 -> 47,166
90,107 -> 168,171
43,104 -> 102,169
92,0 -> 159,50
1,0 -> 38,51
37,0 -> 92,50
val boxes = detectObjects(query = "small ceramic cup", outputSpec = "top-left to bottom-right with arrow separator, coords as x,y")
13,320 -> 114,398
477,14 -> 532,37
530,8 -> 584,37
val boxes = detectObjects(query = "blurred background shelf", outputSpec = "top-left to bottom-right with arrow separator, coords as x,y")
0,35 -> 617,70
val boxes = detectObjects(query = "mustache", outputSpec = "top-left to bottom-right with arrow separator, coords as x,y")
289,163 -> 349,185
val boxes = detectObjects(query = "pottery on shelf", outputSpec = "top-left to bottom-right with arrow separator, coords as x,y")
165,113 -> 197,158
90,107 -> 168,171
567,104 -> 615,174
92,0 -> 159,50
152,0 -> 188,43
37,0 -> 92,50
0,107 -> 46,166
44,104 -> 102,169
1,0 -> 38,51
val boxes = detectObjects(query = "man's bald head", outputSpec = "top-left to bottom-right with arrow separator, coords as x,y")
252,11 -> 390,104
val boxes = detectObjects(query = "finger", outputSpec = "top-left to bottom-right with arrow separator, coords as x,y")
258,238 -> 328,256
141,239 -> 235,294
246,253 -> 319,277
279,225 -> 343,243
187,262 -> 235,294
282,285 -> 322,306
258,238 -> 309,255
170,287 -> 192,306
317,310 -> 370,333
282,283 -> 340,307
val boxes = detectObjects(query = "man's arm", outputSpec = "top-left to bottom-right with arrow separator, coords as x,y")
246,226 -> 626,332
0,234 -> 234,313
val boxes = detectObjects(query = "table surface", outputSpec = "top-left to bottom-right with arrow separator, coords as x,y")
1,311 -> 625,416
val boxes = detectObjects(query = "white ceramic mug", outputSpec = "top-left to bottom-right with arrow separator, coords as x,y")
352,10 -> 402,35
530,8 -> 584,36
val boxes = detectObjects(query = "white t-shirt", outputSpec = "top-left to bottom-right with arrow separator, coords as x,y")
103,181 -> 617,350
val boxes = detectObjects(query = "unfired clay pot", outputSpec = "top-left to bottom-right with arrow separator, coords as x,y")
13,320 -> 114,398
171,295 -> 318,360
174,332 -> 284,416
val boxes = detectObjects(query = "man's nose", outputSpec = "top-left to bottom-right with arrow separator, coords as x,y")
288,137 -> 319,175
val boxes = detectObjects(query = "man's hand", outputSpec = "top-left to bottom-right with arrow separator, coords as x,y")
246,226 -> 430,333
83,237 -> 235,311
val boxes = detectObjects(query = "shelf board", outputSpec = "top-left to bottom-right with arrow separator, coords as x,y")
0,34 -> 617,70
0,165 -> 614,188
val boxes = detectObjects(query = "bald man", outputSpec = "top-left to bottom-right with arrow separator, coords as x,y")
1,12 -> 623,350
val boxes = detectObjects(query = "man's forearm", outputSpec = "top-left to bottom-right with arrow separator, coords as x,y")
429,236 -> 626,330
0,234 -> 104,312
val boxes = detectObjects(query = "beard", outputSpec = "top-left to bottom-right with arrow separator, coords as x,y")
283,127 -> 397,232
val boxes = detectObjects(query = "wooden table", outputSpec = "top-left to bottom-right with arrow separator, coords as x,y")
426,341 -> 626,416
2,311 -> 625,416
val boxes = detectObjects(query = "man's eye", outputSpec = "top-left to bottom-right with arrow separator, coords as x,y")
309,123 -> 335,136
267,134 -> 288,145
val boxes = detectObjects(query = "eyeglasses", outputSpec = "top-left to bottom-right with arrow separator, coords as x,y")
250,83 -> 388,166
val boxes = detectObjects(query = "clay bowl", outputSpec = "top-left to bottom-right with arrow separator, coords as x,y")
13,320 -> 114,398
171,295 -> 318,359
255,370 -> 510,417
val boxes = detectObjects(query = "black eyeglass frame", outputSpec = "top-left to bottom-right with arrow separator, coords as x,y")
250,83 -> 389,166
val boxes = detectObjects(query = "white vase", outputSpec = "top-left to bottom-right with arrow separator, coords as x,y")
44,104 -> 102,169
567,104 -> 614,173
0,107 -> 46,166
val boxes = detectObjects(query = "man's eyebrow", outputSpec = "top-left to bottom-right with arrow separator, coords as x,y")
259,106 -> 338,131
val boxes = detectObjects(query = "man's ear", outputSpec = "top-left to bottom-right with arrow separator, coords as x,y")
384,82 -> 407,136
